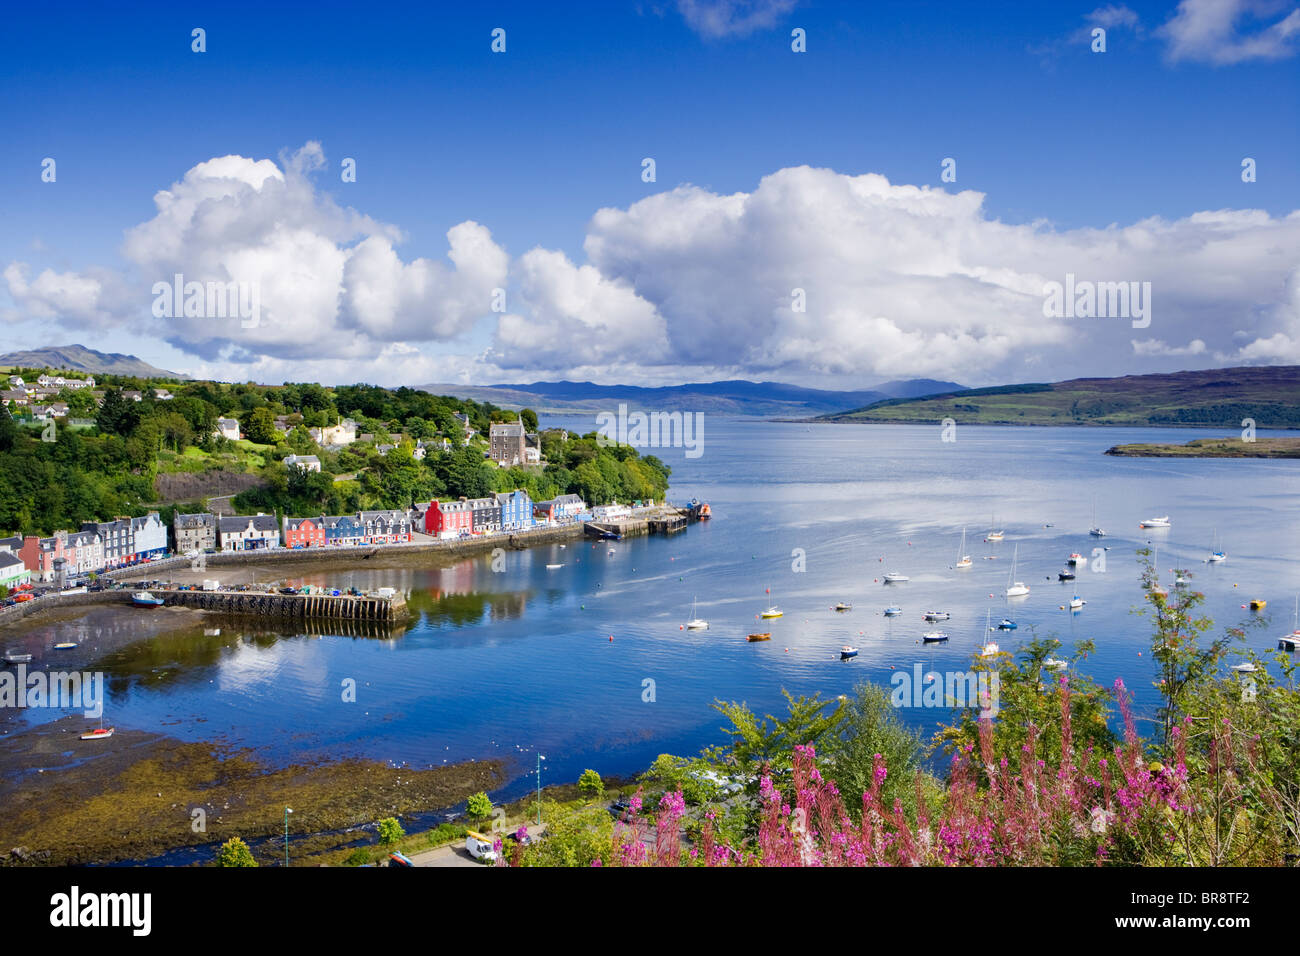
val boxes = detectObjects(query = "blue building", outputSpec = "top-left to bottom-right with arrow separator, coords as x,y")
495,489 -> 534,531
322,514 -> 364,546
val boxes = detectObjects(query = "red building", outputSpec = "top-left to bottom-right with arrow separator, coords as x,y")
424,499 -> 473,538
283,516 -> 326,548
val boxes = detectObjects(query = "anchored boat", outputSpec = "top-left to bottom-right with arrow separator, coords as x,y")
747,632 -> 771,642
132,591 -> 164,607
840,645 -> 859,659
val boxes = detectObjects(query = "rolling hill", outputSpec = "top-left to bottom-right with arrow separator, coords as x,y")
817,366 -> 1300,428
0,344 -> 186,380
418,378 -> 965,417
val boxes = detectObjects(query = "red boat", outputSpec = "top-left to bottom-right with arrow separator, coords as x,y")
80,727 -> 115,740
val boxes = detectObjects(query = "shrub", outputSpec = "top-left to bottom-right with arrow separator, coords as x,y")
466,792 -> 493,820
377,817 -> 404,846
578,769 -> 605,800
216,836 -> 257,867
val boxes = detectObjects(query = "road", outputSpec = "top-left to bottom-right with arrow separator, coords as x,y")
408,823 -> 549,867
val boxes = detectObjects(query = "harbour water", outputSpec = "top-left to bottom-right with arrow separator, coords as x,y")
9,420 -> 1299,802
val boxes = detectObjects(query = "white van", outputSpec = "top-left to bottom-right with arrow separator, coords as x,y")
202,580 -> 220,591
465,831 -> 497,862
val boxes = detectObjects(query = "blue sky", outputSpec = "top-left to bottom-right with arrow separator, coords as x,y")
2,0 -> 1297,387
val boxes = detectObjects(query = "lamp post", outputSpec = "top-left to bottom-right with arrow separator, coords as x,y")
536,754 -> 546,825
284,807 -> 293,867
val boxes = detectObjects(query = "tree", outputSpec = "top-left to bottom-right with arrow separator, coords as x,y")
96,387 -> 139,436
244,407 -> 278,445
216,836 -> 258,867
706,689 -> 848,775
1135,548 -> 1237,751
377,817 -> 405,846
520,408 -> 538,431
466,791 -> 493,820
578,769 -> 605,800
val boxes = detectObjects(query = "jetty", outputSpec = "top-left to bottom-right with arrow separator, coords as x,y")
153,588 -> 406,623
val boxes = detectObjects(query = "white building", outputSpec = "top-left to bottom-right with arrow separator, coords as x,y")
215,417 -> 242,441
284,454 -> 321,472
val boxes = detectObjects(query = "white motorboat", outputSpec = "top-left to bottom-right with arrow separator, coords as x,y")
1229,662 -> 1257,673
1044,657 -> 1068,670
923,610 -> 951,622
882,572 -> 910,583
980,641 -> 1000,657
1140,516 -> 1171,528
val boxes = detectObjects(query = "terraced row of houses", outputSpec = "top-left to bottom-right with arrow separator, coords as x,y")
0,489 -> 595,587
0,512 -> 168,584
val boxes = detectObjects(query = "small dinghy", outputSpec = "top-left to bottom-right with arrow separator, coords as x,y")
883,606 -> 903,617
840,645 -> 859,659
1058,568 -> 1076,581
3,651 -> 33,664
882,572 -> 909,583
833,602 -> 852,612
921,631 -> 949,643
996,619 -> 1018,631
922,610 -> 951,622
53,642 -> 79,650
747,632 -> 771,642
1230,662 -> 1258,673
545,564 -> 563,569
132,591 -> 164,607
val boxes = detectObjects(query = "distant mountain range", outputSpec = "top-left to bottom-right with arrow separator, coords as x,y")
0,344 -> 187,380
817,365 -> 1300,428
417,378 -> 966,417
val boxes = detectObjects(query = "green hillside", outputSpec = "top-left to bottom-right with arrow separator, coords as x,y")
818,366 -> 1300,428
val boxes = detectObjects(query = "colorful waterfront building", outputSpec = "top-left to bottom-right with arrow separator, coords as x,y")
283,516 -> 327,548
358,510 -> 413,544
495,489 -> 534,531
466,497 -> 502,534
218,514 -> 281,551
424,499 -> 473,538
322,514 -> 364,547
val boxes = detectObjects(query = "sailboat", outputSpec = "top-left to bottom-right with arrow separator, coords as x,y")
80,714 -> 115,740
1150,547 -> 1168,598
1206,529 -> 1226,563
980,609 -> 1000,656
1005,545 -> 1030,597
987,513 -> 1004,541
955,527 -> 972,569
759,587 -> 783,619
1069,595 -> 1086,610
1088,497 -> 1106,537
684,597 -> 709,630
1279,597 -> 1300,652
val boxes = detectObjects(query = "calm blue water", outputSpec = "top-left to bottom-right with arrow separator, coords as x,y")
15,420 -> 1300,801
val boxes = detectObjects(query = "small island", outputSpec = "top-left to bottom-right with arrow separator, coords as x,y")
1104,436 -> 1300,458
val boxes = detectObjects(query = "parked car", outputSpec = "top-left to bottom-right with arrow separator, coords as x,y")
608,800 -> 634,822
279,586 -> 298,595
